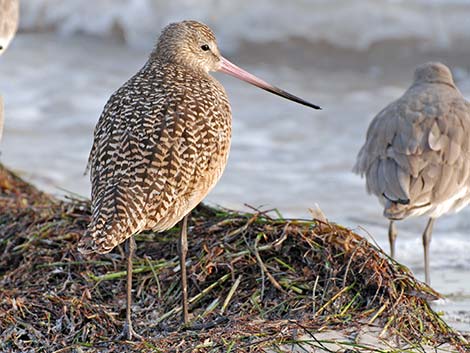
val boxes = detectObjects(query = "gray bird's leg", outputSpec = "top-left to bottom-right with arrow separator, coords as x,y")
118,236 -> 143,340
422,218 -> 435,285
178,214 -> 189,324
388,220 -> 397,259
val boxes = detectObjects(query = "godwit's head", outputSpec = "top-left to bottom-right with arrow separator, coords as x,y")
153,20 -> 321,110
153,20 -> 221,72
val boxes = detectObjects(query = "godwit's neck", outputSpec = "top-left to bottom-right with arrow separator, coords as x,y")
146,57 -> 212,81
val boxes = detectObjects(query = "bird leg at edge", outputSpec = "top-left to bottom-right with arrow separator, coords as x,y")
388,220 -> 397,259
117,236 -> 143,341
178,214 -> 190,324
422,218 -> 435,285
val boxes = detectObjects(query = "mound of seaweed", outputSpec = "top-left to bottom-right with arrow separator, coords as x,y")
0,163 -> 468,352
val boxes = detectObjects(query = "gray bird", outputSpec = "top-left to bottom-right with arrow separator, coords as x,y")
78,20 -> 320,340
354,62 -> 470,285
0,0 -> 19,142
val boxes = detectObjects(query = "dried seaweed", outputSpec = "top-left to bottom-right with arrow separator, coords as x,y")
0,163 -> 468,352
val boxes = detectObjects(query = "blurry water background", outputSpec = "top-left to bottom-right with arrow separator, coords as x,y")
1,0 -> 470,332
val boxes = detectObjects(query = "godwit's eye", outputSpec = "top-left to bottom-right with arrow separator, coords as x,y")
201,44 -> 210,51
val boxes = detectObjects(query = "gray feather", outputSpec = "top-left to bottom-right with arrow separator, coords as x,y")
354,62 -> 470,219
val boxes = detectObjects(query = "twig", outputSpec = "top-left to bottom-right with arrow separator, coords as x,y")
314,285 -> 352,317
154,273 -> 230,324
253,233 -> 284,295
221,275 -> 242,315
144,256 -> 162,299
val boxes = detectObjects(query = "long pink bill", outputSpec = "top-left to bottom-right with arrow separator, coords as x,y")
219,56 -> 321,110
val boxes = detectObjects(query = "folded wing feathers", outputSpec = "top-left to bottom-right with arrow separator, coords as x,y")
355,82 -> 470,215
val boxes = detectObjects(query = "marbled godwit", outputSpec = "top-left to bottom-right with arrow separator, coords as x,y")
0,0 -> 19,142
354,62 -> 470,285
78,20 -> 320,339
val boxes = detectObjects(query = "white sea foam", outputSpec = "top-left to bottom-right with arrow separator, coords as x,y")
18,0 -> 470,51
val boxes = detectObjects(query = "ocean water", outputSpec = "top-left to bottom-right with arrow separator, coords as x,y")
18,0 -> 470,52
2,0 -> 470,334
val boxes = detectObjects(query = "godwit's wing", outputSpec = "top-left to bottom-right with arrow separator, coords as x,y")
80,63 -> 230,254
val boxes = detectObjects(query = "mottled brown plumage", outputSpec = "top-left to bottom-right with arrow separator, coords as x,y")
79,20 -> 319,339
79,21 -> 231,254
354,62 -> 470,284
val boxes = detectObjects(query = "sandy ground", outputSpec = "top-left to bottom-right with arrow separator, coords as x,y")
275,327 -> 463,352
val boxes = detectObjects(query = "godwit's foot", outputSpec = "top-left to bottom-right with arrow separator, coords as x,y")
116,321 -> 144,341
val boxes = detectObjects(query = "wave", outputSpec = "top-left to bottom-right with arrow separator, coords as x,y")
18,0 -> 470,51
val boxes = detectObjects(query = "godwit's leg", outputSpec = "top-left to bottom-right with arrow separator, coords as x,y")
422,218 -> 435,285
388,220 -> 397,259
119,236 -> 143,340
178,214 -> 189,324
